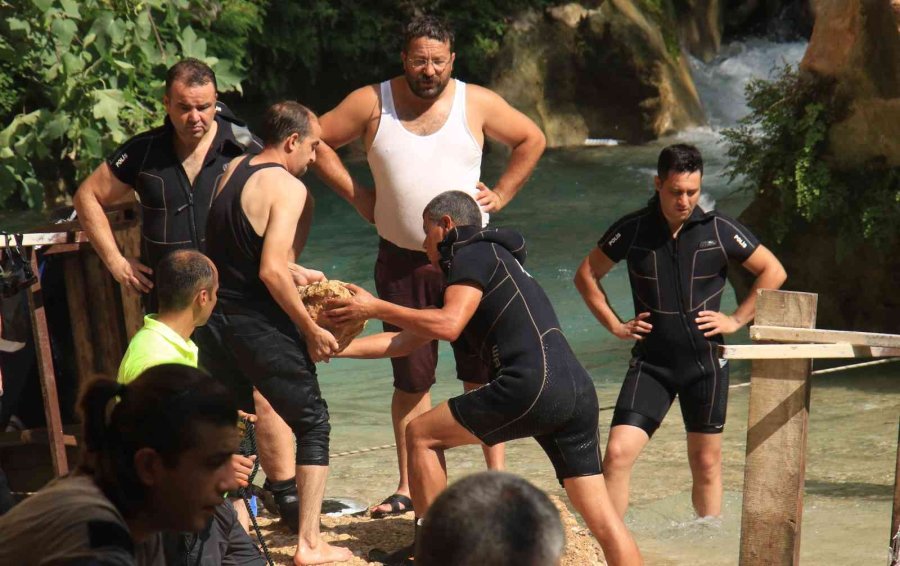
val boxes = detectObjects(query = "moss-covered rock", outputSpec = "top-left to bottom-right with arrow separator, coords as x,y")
674,0 -> 722,62
489,0 -> 706,146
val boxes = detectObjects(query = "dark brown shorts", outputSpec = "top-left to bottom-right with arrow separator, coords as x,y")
374,238 -> 491,393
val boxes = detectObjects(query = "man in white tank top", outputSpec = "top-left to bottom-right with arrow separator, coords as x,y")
312,15 -> 546,519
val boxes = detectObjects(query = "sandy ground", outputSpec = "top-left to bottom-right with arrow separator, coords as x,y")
253,495 -> 607,565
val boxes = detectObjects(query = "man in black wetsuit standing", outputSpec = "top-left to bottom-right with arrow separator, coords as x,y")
326,191 -> 641,566
574,144 -> 787,519
74,58 -> 312,531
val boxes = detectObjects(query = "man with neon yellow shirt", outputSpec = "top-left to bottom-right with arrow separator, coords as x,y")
117,249 -> 264,566
118,249 -> 216,384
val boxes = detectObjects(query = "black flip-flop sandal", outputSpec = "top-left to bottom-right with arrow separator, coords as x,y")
368,543 -> 414,565
370,493 -> 413,518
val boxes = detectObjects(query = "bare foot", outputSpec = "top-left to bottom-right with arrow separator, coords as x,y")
293,540 -> 353,565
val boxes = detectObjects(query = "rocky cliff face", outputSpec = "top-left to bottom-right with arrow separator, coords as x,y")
489,1 -> 707,146
732,0 -> 900,333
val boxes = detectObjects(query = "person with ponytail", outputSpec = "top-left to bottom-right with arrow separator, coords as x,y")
0,364 -> 241,566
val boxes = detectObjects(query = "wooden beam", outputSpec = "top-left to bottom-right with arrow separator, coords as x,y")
751,325 -> 900,348
720,343 -> 900,359
739,290 -> 817,566
113,222 -> 144,341
26,253 -> 68,476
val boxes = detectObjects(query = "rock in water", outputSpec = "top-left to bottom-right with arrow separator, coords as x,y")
298,280 -> 367,349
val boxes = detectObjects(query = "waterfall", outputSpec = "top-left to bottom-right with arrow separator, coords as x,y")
689,39 -> 808,130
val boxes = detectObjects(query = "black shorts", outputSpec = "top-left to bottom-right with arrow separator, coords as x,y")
611,355 -> 730,436
448,330 -> 602,482
194,305 -> 331,466
374,238 -> 490,393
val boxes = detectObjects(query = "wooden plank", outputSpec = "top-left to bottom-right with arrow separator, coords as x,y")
63,253 -> 95,387
751,325 -> 900,348
113,222 -> 145,340
25,253 -> 68,476
720,343 -> 900,359
739,290 -> 817,566
82,248 -> 124,379
892,417 -> 900,566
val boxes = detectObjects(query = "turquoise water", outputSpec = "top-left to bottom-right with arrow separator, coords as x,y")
300,140 -> 899,565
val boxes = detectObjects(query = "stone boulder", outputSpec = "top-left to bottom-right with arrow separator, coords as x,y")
489,1 -> 706,146
675,0 -> 722,63
801,0 -> 900,168
731,0 -> 900,332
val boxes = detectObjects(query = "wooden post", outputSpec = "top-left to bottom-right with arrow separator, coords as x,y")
26,253 -> 68,476
739,289 -> 818,565
113,222 -> 144,340
891,417 -> 900,566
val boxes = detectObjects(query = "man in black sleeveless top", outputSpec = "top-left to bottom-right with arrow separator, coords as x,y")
198,101 -> 352,565
327,191 -> 641,566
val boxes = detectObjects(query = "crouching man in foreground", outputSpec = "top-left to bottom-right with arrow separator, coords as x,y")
325,190 -> 642,565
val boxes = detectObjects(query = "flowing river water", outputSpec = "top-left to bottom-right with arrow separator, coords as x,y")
300,39 -> 899,565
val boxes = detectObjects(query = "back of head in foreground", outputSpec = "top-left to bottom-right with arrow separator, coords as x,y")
80,364 -> 239,532
415,471 -> 565,566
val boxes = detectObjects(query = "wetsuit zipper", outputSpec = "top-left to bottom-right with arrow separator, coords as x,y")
175,164 -> 199,248
672,234 -> 706,375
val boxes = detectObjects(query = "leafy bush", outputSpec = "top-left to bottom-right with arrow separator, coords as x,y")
723,64 -> 900,247
0,0 -> 249,209
244,0 -> 555,112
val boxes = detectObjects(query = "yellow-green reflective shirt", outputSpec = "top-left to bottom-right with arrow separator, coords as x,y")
117,315 -> 198,384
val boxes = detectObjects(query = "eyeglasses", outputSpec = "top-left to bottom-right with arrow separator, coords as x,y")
407,58 -> 450,72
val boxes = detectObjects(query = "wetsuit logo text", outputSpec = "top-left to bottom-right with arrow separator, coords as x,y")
608,232 -> 622,246
115,153 -> 128,168
732,234 -> 748,249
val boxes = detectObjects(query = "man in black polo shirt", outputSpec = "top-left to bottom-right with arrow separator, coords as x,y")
73,58 -> 305,531
74,58 -> 263,293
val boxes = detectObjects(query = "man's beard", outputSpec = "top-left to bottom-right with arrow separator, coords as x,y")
405,73 -> 449,100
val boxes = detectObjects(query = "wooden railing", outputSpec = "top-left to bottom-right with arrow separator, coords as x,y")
720,290 -> 900,565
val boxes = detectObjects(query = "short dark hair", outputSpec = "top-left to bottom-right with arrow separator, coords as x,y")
403,15 -> 454,52
423,191 -> 482,227
156,250 -> 215,312
79,364 -> 237,517
260,100 -> 316,146
165,58 -> 217,94
657,143 -> 703,180
416,472 -> 565,566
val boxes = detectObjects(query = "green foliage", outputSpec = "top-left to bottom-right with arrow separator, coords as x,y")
244,0 -> 555,112
0,0 -> 249,209
723,65 -> 900,248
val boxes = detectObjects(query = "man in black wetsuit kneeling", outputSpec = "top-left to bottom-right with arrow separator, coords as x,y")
574,144 -> 787,520
326,191 -> 642,566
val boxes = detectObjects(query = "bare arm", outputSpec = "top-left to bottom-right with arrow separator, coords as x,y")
258,174 -> 339,362
73,163 -> 153,292
696,245 -> 787,337
574,247 -> 652,340
312,86 -> 379,222
473,85 -> 546,212
311,143 -> 375,223
336,330 -> 431,359
323,283 -> 482,342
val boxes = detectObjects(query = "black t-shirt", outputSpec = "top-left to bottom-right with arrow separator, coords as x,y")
105,104 -> 262,271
